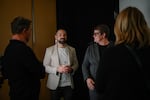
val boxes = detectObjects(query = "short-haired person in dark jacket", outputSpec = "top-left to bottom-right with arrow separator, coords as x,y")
82,24 -> 113,100
2,16 -> 45,100
95,7 -> 150,100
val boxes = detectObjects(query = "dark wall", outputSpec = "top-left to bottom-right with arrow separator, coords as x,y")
56,0 -> 118,99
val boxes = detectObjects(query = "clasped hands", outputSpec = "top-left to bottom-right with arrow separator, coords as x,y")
57,65 -> 73,73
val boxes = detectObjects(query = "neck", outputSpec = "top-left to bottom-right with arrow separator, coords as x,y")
98,39 -> 110,46
12,34 -> 27,43
57,43 -> 66,48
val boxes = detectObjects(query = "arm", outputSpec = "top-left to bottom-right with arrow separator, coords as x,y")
82,46 -> 96,90
24,47 -> 45,79
82,47 -> 91,81
70,48 -> 78,74
43,48 -> 58,75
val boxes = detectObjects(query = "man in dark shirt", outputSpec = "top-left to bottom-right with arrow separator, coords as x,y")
2,16 -> 45,100
82,24 -> 113,100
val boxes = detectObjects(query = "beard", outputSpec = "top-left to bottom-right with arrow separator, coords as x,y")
58,38 -> 66,44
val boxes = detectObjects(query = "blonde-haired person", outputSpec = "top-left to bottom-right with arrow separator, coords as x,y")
95,7 -> 150,100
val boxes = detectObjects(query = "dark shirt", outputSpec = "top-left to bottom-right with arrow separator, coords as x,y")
2,40 -> 45,100
82,42 -> 113,81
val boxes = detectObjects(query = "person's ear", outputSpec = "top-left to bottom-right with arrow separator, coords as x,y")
55,34 -> 57,40
22,28 -> 26,33
102,33 -> 106,38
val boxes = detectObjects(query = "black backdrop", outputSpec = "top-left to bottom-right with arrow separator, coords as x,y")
56,0 -> 118,99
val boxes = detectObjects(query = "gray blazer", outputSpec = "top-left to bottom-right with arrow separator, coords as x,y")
43,44 -> 78,90
82,43 -> 100,81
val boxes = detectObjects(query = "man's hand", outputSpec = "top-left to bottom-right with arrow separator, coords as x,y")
86,78 -> 95,90
57,65 -> 73,73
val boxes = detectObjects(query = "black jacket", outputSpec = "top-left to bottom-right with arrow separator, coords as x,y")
96,44 -> 150,100
2,40 -> 45,100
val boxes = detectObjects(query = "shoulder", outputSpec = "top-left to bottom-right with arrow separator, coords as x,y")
106,44 -> 125,51
46,45 -> 55,50
104,44 -> 128,57
87,42 -> 98,48
107,41 -> 114,48
44,45 -> 56,54
67,45 -> 75,50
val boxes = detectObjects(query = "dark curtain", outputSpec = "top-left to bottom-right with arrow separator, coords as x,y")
56,0 -> 118,99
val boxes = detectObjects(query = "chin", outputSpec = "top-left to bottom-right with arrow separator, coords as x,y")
94,41 -> 97,43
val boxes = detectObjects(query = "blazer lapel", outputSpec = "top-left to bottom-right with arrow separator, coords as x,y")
54,44 -> 60,66
66,46 -> 71,66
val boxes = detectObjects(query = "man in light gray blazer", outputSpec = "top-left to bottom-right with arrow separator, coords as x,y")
43,29 -> 78,100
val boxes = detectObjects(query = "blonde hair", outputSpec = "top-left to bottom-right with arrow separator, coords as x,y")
114,6 -> 150,48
